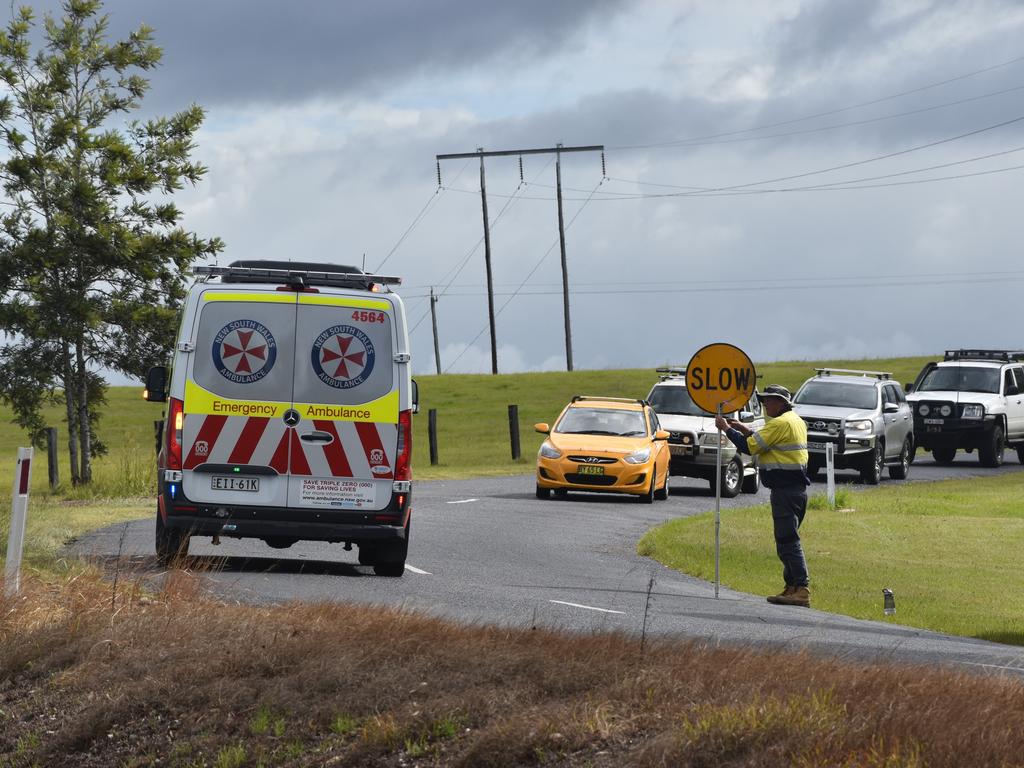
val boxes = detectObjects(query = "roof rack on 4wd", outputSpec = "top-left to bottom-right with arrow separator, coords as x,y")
943,349 -> 1024,362
194,264 -> 402,290
571,395 -> 649,406
814,367 -> 892,380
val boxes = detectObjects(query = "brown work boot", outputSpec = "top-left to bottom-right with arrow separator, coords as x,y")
766,585 -> 794,602
767,586 -> 810,607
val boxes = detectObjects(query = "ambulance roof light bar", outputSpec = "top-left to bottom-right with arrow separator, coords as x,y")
193,265 -> 402,288
814,367 -> 892,380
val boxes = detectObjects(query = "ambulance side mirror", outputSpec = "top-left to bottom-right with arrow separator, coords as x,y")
143,366 -> 168,403
411,378 -> 419,414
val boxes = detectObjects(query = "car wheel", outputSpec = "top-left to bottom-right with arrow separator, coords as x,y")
889,437 -> 912,480
553,488 -> 568,499
638,471 -> 656,504
654,469 -> 670,500
741,466 -> 761,494
536,484 -> 551,500
155,509 -> 188,566
860,442 -> 883,485
718,457 -> 742,498
908,443 -> 917,465
978,423 -> 1005,468
932,445 -> 956,464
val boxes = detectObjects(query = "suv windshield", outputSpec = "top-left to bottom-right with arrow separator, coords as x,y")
555,407 -> 647,437
795,381 -> 878,410
918,366 -> 1000,394
647,385 -> 712,417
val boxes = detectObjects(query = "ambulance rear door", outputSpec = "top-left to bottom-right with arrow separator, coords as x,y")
289,292 -> 398,511
181,290 -> 297,508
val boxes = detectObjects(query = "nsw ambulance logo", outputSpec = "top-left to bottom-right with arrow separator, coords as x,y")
212,320 -> 277,384
311,325 -> 375,390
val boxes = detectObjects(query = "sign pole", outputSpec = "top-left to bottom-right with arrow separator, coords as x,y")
5,447 -> 33,597
826,442 -> 836,508
714,402 -> 723,599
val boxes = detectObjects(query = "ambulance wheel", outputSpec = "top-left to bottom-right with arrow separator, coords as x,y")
155,510 -> 188,566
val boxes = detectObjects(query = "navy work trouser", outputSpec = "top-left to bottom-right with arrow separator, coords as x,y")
770,485 -> 809,587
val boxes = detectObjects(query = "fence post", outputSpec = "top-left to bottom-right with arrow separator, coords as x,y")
428,408 -> 439,466
5,447 -> 34,596
508,404 -> 521,461
46,427 -> 58,490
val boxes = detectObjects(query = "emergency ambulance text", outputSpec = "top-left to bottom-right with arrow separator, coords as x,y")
305,405 -> 372,420
212,401 -> 278,416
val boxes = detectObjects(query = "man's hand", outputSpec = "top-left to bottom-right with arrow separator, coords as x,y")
714,414 -> 730,431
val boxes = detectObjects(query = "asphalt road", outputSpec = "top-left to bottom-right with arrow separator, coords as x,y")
74,453 -> 1024,676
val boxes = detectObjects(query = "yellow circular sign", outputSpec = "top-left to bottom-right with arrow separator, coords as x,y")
685,342 -> 757,414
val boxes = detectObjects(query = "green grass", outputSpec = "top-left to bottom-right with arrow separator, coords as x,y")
638,472 -> 1024,643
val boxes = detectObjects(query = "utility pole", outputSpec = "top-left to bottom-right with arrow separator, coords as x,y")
430,286 -> 442,375
437,143 -> 603,374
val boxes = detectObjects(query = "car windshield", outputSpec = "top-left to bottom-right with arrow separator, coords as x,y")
918,366 -> 1000,394
555,407 -> 648,437
647,385 -> 713,416
795,381 -> 878,410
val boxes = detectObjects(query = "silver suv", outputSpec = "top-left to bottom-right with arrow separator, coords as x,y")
646,368 -> 763,497
793,368 -> 914,484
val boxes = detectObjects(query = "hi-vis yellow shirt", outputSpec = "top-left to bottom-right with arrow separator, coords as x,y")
746,410 -> 809,485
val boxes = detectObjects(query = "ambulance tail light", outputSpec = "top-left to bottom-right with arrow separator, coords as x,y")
395,409 -> 412,481
166,397 -> 184,470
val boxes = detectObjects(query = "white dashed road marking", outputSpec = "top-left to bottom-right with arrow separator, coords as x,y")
446,498 -> 479,504
404,564 -> 432,575
549,600 -> 625,615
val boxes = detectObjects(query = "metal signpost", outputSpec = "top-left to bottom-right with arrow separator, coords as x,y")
685,343 -> 756,599
826,442 -> 836,508
4,447 -> 33,597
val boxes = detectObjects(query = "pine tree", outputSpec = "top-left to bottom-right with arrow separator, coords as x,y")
0,0 -> 222,484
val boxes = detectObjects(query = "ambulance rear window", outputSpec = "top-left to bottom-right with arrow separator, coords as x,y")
191,296 -> 296,402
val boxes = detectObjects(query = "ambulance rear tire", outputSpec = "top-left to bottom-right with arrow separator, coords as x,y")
372,540 -> 408,577
155,511 -> 188,566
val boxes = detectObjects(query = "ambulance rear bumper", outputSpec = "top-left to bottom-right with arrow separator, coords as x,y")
163,513 -> 408,544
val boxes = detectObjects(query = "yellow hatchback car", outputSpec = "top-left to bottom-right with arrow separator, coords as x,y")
534,396 -> 671,503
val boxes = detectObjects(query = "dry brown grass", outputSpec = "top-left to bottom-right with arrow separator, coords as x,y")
1,572 -> 1023,767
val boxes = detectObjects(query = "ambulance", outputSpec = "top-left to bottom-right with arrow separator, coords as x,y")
143,260 -> 416,576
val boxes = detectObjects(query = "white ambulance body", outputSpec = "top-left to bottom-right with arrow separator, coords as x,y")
147,261 -> 414,576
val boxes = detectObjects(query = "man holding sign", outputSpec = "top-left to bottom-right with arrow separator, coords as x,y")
715,385 -> 812,608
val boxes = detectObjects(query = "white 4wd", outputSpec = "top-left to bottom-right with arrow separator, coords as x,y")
905,349 -> 1024,467
646,368 -> 763,497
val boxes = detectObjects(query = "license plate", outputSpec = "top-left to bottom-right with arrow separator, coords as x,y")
807,441 -> 827,450
927,425 -> 942,433
577,465 -> 605,475
923,418 -> 944,425
211,475 -> 260,492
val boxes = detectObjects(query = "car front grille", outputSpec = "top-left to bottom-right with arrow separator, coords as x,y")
667,431 -> 697,445
566,455 -> 618,464
802,417 -> 842,435
564,473 -> 618,486
913,400 -> 955,418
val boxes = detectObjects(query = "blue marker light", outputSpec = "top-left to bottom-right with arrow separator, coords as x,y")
169,483 -> 178,499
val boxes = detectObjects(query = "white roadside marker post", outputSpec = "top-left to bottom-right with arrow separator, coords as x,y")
5,447 -> 33,597
826,442 -> 836,508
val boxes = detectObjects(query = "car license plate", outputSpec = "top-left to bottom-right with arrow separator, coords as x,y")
577,465 -> 605,475
807,441 -> 827,450
923,418 -> 944,425
211,475 -> 259,492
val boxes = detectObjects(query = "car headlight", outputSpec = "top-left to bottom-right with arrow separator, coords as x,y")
940,405 -> 952,417
918,404 -> 930,416
623,447 -> 651,464
961,404 -> 984,419
700,432 -> 728,446
539,441 -> 561,459
846,419 -> 873,432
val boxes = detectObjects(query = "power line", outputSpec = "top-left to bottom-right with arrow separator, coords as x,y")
608,53 -> 1024,151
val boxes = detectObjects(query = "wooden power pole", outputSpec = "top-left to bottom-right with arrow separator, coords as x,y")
430,286 -> 442,375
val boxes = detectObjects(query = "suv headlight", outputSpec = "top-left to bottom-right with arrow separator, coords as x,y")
700,432 -> 728,446
961,404 -> 984,419
846,419 -> 873,432
623,447 -> 651,464
918,404 -> 930,416
539,441 -> 562,459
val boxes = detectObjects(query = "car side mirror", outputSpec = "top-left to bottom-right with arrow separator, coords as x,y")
143,366 -> 168,403
411,378 -> 420,414
883,402 -> 899,413
738,410 -> 754,422
534,423 -> 550,434
904,382 -> 914,394
654,429 -> 670,441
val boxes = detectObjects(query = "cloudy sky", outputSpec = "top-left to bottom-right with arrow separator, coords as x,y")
22,0 -> 1024,375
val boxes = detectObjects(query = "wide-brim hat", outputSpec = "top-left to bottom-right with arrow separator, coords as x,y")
756,384 -> 793,405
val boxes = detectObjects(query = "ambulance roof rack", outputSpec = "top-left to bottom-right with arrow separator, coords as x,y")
194,260 -> 402,291
571,395 -> 649,407
943,349 -> 1024,362
655,367 -> 687,380
814,367 -> 892,380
